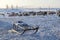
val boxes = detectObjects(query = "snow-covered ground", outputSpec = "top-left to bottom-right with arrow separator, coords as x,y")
0,14 -> 60,40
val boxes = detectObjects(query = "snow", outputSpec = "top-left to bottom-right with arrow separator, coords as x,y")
0,14 -> 60,40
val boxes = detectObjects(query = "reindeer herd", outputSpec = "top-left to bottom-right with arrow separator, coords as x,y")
7,11 -> 56,16
0,10 -> 60,17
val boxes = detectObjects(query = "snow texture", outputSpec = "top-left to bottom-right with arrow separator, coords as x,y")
0,14 -> 60,40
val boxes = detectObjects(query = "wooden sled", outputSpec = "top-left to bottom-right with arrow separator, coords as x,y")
13,21 -> 39,35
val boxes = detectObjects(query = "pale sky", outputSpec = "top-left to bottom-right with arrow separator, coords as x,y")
0,0 -> 60,8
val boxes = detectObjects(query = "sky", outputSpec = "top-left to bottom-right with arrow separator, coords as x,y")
0,0 -> 60,8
